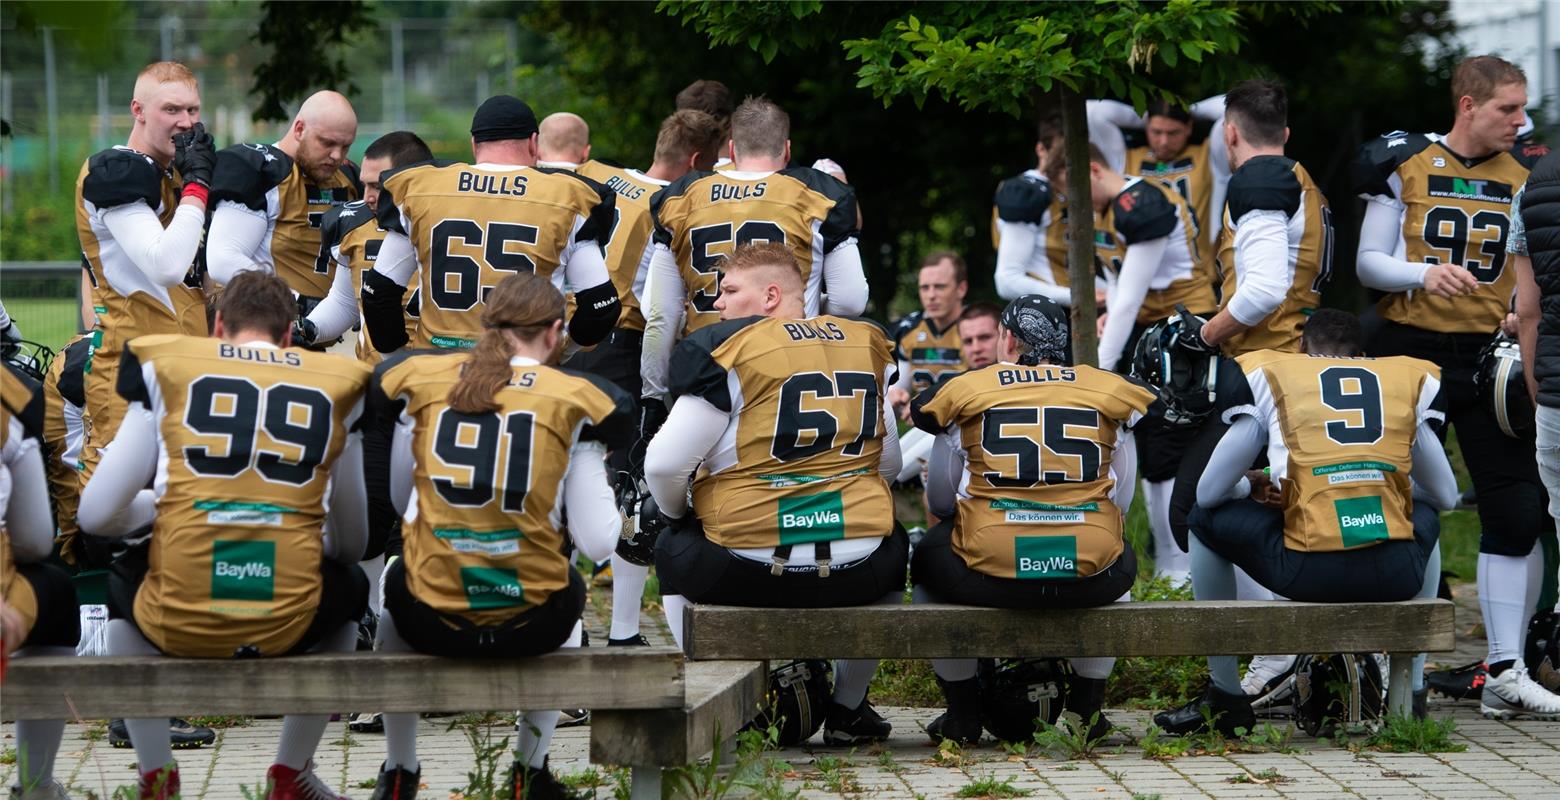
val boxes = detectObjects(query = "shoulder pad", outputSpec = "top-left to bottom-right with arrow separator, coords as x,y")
2,366 -> 43,441
56,336 -> 93,408
1113,181 -> 1177,244
316,200 -> 377,271
1212,356 -> 1255,417
374,159 -> 443,234
668,316 -> 762,411
81,147 -> 165,210
1352,131 -> 1434,198
211,143 -> 294,211
651,170 -> 713,245
888,311 -> 923,360
1226,156 -> 1302,221
1512,139 -> 1551,170
1122,374 -> 1170,424
994,174 -> 1051,224
779,166 -> 859,250
554,367 -> 636,450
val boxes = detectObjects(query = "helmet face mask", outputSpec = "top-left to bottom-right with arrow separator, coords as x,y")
3,339 -> 54,385
1130,319 -> 1219,426
1475,332 -> 1533,438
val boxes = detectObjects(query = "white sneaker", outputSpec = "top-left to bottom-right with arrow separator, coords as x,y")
1242,654 -> 1297,715
1480,660 -> 1560,719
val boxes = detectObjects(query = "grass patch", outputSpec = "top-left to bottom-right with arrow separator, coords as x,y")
1031,712 -> 1111,760
956,775 -> 1030,798
869,658 -> 943,707
1228,767 -> 1289,785
186,715 -> 253,729
2,296 -> 85,353
1365,715 -> 1466,753
0,746 -> 14,765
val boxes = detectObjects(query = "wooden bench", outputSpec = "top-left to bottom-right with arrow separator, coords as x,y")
686,599 -> 1456,719
1,648 -> 764,799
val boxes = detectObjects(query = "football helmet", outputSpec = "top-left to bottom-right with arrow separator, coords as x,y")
1474,332 -> 1533,438
1292,653 -> 1385,736
1130,313 -> 1221,425
978,658 -> 1071,742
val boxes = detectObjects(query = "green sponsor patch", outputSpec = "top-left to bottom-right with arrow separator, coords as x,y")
434,528 -> 523,557
1335,495 -> 1390,548
1014,536 -> 1079,579
211,540 -> 276,602
989,499 -> 1100,512
460,566 -> 525,610
431,335 -> 478,349
195,500 -> 299,513
1312,461 -> 1397,476
777,491 -> 846,545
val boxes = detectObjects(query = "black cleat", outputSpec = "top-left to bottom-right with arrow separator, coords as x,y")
1153,684 -> 1255,737
926,709 -> 982,745
349,712 -> 385,733
1063,676 -> 1112,740
506,759 -> 583,800
1425,661 -> 1487,701
607,633 -> 650,647
821,699 -> 892,745
557,707 -> 591,728
369,762 -> 420,800
108,718 -> 216,750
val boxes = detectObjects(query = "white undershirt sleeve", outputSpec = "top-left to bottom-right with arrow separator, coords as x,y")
1226,210 -> 1292,325
1098,236 -> 1169,372
1410,423 -> 1459,511
371,232 -> 419,287
77,403 -> 159,537
877,367 -> 902,482
323,429 -> 367,564
307,258 -> 365,341
101,202 -> 206,288
563,441 -> 621,563
1086,100 -> 1135,174
5,444 -> 55,563
891,359 -> 912,394
994,221 -> 1072,304
205,202 -> 272,285
925,431 -> 961,519
1196,415 -> 1266,508
640,246 -> 687,400
644,395 -> 727,518
1110,428 -> 1137,513
821,240 -> 869,317
562,239 -> 612,292
1356,196 -> 1428,292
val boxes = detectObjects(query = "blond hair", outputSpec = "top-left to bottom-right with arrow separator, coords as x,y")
730,96 -> 789,160
720,241 -> 802,295
133,61 -> 197,99
446,272 -> 565,414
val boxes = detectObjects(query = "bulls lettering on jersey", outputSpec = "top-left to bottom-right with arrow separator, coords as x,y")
652,168 -> 858,334
316,200 -> 419,363
75,147 -> 208,486
911,364 -> 1155,580
210,143 -> 361,299
1353,132 -> 1534,333
377,161 -> 616,349
993,170 -> 1069,288
578,160 -> 665,333
669,316 -> 895,548
0,368 -> 43,637
43,335 -> 92,552
1231,350 -> 1443,553
115,335 -> 371,656
1097,177 -> 1214,322
1214,156 -> 1334,356
891,311 -> 964,395
376,354 -> 633,624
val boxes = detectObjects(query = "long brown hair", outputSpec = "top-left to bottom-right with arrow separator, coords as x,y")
446,272 -> 565,414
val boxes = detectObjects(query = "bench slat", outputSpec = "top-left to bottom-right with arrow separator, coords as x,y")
591,661 -> 767,767
1,649 -> 686,720
685,600 -> 1455,660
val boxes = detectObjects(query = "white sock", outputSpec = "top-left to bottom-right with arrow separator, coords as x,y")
107,621 -> 174,772
376,611 -> 420,773
361,554 -> 386,618
1480,549 -> 1535,666
609,553 -> 650,640
831,660 -> 878,709
1411,542 -> 1442,691
1069,657 -> 1115,680
1526,545 -> 1545,621
932,659 -> 978,682
662,594 -> 688,651
514,622 -> 583,770
1144,479 -> 1189,579
274,621 -> 359,770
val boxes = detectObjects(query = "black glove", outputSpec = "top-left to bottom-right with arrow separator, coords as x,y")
617,491 -> 671,567
1171,304 -> 1217,355
171,122 -> 216,189
291,318 -> 318,348
632,397 -> 669,472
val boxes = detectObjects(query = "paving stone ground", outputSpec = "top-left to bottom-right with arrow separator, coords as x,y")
6,581 -> 1557,799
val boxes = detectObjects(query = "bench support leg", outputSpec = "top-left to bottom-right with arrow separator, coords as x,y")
1386,651 -> 1413,718
630,765 -> 663,800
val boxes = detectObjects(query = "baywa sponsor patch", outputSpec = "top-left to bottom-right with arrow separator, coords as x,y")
1334,495 -> 1390,547
460,566 -> 525,610
435,527 -> 522,557
777,491 -> 846,544
991,498 -> 1096,524
1014,536 -> 1079,579
1313,461 -> 1395,486
211,540 -> 277,602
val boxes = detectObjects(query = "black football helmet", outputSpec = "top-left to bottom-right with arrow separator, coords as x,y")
1474,332 -> 1533,438
3,339 -> 54,385
1130,315 -> 1221,425
978,658 -> 1071,742
743,660 -> 833,746
1292,653 -> 1385,737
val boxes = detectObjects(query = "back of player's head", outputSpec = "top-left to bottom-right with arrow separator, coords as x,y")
364,131 -> 433,169
448,272 -> 565,415
960,301 -> 1003,327
1225,79 -> 1287,148
1300,308 -> 1363,357
538,112 -> 591,162
1145,99 -> 1192,125
1037,114 -> 1062,151
921,250 -> 967,284
676,79 -> 735,121
730,96 -> 789,161
722,241 -> 803,295
1043,141 -> 1112,184
1453,55 -> 1526,107
216,270 -> 294,342
654,109 -> 725,167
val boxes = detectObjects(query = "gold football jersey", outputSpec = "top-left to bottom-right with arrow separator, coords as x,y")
1234,350 -> 1442,553
379,354 -> 632,625
379,162 -> 615,350
577,160 -> 664,332
44,334 -> 92,560
992,170 -> 1071,290
118,335 -> 371,656
913,364 -> 1155,579
0,369 -> 40,637
211,143 -> 361,299
76,147 -> 209,488
652,168 -> 858,334
891,311 -> 965,395
316,200 -> 420,363
1355,133 -> 1531,333
1214,157 -> 1334,356
1128,140 -> 1214,249
670,316 -> 895,549
1096,177 -> 1213,322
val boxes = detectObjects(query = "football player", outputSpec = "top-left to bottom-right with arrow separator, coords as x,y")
367,272 -> 631,800
645,242 -> 904,746
896,301 -> 1002,488
639,96 -> 867,407
1156,310 -> 1460,734
910,295 -> 1156,743
675,79 -> 735,169
1353,54 -> 1560,717
78,271 -> 371,799
206,91 -> 361,313
3,365 -> 80,800
361,95 -> 621,355
887,251 -> 970,419
1188,79 -> 1334,356
75,61 -> 215,495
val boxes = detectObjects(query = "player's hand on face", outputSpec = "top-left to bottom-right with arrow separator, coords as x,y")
172,121 -> 217,189
887,386 -> 911,420
1422,263 -> 1478,298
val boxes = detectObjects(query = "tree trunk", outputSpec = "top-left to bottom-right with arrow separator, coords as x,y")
1059,87 -> 1099,367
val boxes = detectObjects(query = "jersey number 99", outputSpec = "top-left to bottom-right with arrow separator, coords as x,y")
183,376 -> 334,486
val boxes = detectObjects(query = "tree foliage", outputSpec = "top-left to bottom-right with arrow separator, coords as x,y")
250,0 -> 374,121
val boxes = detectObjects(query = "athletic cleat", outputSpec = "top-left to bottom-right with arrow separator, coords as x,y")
1242,657 -> 1297,718
109,718 -> 216,749
8,779 -> 70,800
1425,661 -> 1487,700
506,759 -> 583,800
266,759 -> 347,799
1479,660 -> 1560,720
137,765 -> 180,800
1153,684 -> 1255,737
369,762 -> 421,800
821,699 -> 892,745
349,711 -> 385,733
607,633 -> 650,647
925,709 -> 982,745
591,561 -> 613,587
557,707 -> 591,728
